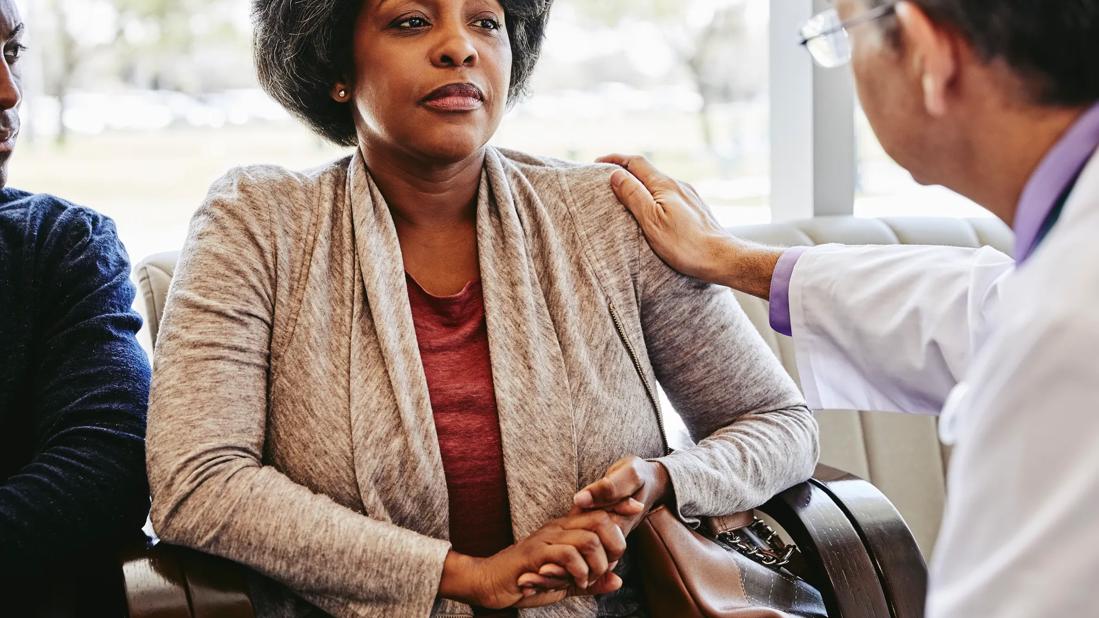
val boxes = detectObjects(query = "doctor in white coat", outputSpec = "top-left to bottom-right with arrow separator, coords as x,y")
599,0 -> 1099,616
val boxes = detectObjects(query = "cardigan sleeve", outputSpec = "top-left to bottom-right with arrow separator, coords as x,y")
637,227 -> 820,523
146,169 -> 451,615
0,205 -> 150,581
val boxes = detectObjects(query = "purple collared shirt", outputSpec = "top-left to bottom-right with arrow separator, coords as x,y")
768,102 -> 1099,337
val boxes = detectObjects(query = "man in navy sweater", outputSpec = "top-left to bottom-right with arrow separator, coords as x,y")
0,0 -> 151,612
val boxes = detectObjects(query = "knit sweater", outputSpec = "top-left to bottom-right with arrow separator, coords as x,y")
0,188 -> 150,603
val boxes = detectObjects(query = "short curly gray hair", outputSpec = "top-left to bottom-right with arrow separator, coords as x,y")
253,0 -> 553,146
870,0 -> 1099,106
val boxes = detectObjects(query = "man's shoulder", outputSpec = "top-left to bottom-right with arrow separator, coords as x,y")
0,189 -> 133,328
1,188 -> 107,228
0,189 -> 121,259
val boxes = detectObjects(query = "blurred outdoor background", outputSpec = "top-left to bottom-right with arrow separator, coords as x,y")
12,0 -> 987,271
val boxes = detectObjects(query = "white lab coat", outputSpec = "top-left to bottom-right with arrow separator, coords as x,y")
786,150 -> 1099,618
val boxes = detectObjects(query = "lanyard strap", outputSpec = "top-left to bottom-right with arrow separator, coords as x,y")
1033,175 -> 1079,250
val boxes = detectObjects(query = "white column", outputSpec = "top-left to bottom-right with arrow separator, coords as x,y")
769,0 -> 857,221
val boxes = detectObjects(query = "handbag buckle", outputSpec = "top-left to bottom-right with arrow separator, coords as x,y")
716,518 -> 799,568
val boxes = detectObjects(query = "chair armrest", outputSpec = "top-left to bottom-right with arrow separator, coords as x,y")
760,475 -> 892,618
120,539 -> 254,618
812,464 -> 928,618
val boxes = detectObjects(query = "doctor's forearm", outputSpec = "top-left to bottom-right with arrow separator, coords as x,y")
712,239 -> 784,300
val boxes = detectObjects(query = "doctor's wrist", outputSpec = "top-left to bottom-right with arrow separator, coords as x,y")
711,238 -> 784,301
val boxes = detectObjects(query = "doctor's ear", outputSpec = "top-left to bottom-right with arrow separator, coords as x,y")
894,1 -> 958,118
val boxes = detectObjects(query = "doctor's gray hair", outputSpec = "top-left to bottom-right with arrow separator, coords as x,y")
870,0 -> 1099,106
252,0 -> 553,146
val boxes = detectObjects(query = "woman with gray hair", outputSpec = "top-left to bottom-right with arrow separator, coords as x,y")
145,0 -> 819,616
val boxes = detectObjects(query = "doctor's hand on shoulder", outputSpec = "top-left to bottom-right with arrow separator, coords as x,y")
598,154 -> 784,300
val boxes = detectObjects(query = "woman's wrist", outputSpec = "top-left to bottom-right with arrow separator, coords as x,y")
439,550 -> 485,606
646,461 -> 675,509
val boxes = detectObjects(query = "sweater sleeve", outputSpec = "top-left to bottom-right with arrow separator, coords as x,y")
146,170 -> 451,615
638,229 -> 820,523
0,206 -> 150,581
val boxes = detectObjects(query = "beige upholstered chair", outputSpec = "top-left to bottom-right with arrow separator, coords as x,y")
135,252 -> 177,348
726,216 -> 1014,559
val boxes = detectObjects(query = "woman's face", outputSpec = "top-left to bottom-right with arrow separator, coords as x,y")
347,0 -> 513,164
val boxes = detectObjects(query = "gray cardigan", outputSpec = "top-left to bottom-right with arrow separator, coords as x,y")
146,147 -> 819,618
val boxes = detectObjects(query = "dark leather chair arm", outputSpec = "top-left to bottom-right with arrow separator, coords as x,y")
120,539 -> 254,618
759,464 -> 928,618
811,464 -> 928,618
760,473 -> 891,618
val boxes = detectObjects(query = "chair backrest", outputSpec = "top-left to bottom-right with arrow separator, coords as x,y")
726,215 -> 1013,559
135,215 -> 1014,559
135,251 -> 180,348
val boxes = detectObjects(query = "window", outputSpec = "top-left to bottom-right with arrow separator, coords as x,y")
497,0 -> 772,227
854,106 -> 991,219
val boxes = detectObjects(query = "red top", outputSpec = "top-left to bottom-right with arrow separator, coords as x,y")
407,275 -> 516,617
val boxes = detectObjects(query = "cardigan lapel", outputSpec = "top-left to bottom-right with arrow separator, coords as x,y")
478,149 -> 580,542
342,147 -> 581,575
345,151 -> 450,539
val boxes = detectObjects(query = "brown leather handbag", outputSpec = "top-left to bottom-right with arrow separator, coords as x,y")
633,505 -> 827,617
631,405 -> 827,617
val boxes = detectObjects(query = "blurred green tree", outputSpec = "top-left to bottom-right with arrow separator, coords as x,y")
568,0 -> 764,153
110,0 -> 250,92
30,0 -> 250,144
34,0 -> 119,144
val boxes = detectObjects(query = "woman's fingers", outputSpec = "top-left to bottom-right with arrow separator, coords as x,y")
516,569 -> 624,597
551,529 -> 609,586
540,543 -> 592,589
513,509 -> 631,598
609,497 -> 646,517
512,587 -> 568,609
574,457 -> 645,509
540,563 -> 568,578
517,571 -> 569,590
556,509 -> 628,561
586,571 -> 624,595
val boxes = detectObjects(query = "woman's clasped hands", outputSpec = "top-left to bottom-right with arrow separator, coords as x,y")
516,456 -> 673,603
439,456 -> 672,610
440,508 -> 629,609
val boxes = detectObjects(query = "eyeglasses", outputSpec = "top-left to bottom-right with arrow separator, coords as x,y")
799,2 -> 897,68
